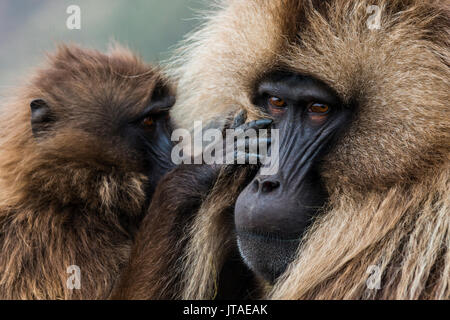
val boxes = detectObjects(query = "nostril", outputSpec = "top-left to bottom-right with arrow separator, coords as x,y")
261,180 -> 280,193
252,179 -> 260,192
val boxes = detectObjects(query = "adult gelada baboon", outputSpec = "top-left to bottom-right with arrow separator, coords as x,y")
115,0 -> 449,300
0,45 -> 175,299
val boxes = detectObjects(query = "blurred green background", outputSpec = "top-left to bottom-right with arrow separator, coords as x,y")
0,0 -> 207,87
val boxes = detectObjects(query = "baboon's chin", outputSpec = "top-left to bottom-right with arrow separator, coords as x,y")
236,231 -> 300,283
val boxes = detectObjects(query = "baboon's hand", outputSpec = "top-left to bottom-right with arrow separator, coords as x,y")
199,110 -> 273,186
167,111 -> 272,199
227,110 -> 272,165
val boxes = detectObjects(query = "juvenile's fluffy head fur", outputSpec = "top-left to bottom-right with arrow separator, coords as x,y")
0,45 -> 172,299
170,0 -> 450,299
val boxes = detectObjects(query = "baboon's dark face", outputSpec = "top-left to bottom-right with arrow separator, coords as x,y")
29,49 -> 175,195
234,72 -> 352,282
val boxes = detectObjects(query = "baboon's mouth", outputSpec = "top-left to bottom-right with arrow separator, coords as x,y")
236,230 -> 300,283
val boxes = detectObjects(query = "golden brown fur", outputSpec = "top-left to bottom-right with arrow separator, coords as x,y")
0,45 -> 171,299
167,0 -> 449,299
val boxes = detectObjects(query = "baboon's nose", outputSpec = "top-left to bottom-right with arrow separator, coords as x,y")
252,178 -> 281,194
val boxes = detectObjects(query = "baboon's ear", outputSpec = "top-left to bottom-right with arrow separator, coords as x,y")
149,80 -> 176,112
30,99 -> 54,138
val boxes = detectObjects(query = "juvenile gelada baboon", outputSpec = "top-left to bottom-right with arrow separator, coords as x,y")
0,45 -> 175,299
115,0 -> 449,300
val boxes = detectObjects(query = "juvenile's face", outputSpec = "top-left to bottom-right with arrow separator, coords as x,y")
29,46 -> 176,193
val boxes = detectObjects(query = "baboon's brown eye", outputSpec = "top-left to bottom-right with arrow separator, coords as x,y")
142,117 -> 154,127
308,103 -> 330,114
268,96 -> 287,108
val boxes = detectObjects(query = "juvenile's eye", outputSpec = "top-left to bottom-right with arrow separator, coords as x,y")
268,96 -> 287,108
142,117 -> 154,127
308,103 -> 330,114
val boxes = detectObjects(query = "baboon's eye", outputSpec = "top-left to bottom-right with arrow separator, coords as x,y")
268,96 -> 287,108
267,96 -> 287,116
142,117 -> 154,127
308,103 -> 330,114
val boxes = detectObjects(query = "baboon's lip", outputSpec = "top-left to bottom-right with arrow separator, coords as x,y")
236,228 -> 302,242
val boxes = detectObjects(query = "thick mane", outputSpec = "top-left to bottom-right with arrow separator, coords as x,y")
172,0 -> 450,299
272,165 -> 449,299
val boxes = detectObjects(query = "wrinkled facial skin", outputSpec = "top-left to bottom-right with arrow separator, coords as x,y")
235,72 -> 352,282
